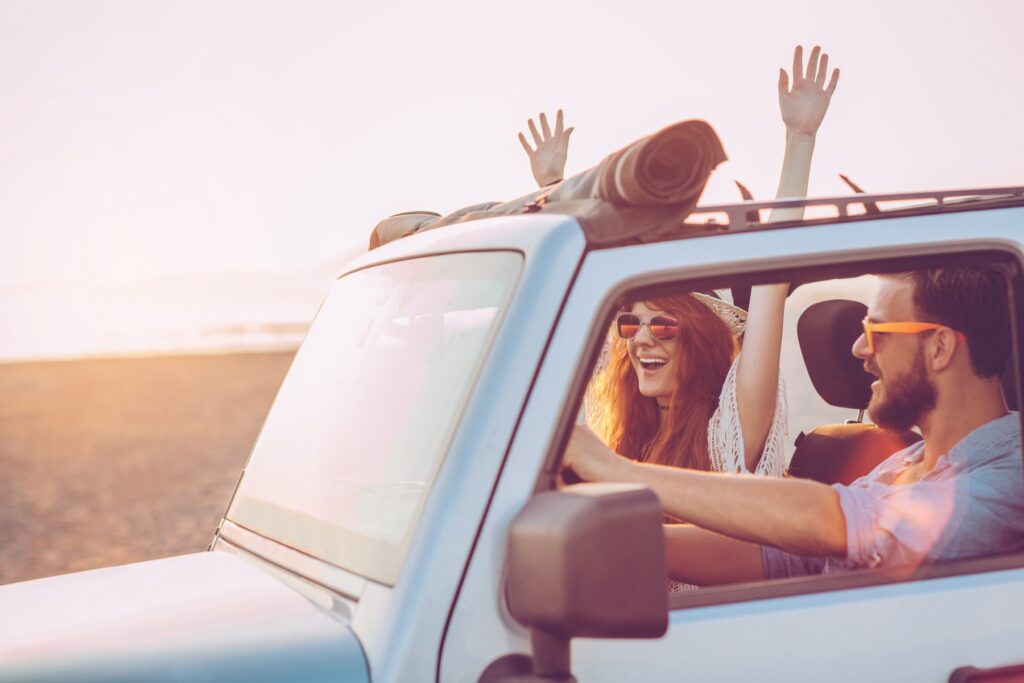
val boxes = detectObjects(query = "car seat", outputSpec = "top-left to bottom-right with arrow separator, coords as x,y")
787,299 -> 921,485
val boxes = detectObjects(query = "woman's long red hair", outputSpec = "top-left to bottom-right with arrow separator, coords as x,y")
587,294 -> 737,471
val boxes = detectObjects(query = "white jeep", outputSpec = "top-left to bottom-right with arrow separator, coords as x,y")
2,187 -> 1023,683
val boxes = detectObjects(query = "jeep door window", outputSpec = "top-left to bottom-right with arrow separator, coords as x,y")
228,251 -> 521,584
559,260 -> 1023,602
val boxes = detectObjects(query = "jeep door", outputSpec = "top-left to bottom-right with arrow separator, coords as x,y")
441,205 -> 1024,682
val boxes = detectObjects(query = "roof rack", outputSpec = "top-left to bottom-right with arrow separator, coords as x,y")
684,185 -> 1024,232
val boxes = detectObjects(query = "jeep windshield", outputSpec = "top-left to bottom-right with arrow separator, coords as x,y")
227,251 -> 522,585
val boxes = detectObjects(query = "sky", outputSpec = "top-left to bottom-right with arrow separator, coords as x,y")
0,0 -> 1021,357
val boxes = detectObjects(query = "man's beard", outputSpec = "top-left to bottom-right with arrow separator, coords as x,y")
868,350 -> 937,433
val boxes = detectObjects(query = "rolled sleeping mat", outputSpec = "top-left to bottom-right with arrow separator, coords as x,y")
588,118 -> 726,206
368,202 -> 506,250
368,211 -> 441,250
369,119 -> 726,249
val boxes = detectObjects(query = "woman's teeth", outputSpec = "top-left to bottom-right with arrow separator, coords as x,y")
639,358 -> 667,369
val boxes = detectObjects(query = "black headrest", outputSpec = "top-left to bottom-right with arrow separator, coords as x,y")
798,299 -> 872,410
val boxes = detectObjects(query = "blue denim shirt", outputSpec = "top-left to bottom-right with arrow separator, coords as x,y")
763,413 -> 1024,579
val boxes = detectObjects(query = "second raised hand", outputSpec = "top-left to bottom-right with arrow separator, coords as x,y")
518,109 -> 574,188
778,45 -> 840,138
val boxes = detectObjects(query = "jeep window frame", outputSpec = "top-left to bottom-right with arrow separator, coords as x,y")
543,246 -> 1024,610
225,249 -> 524,586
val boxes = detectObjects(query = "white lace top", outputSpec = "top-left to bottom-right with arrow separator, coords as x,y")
706,353 -> 788,477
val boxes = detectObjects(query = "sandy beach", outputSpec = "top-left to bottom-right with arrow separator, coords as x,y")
0,351 -> 293,585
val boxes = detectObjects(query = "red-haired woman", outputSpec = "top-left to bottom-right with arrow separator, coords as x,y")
523,46 -> 839,478
587,290 -> 776,475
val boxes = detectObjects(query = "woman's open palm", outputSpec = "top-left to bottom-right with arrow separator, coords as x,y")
778,45 -> 839,138
519,110 -> 573,187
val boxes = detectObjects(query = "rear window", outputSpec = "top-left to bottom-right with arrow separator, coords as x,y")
228,251 -> 522,584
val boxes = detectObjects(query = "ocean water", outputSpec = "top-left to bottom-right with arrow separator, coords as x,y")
0,271 -> 328,362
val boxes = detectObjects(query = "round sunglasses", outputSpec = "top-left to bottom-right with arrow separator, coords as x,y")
615,313 -> 680,341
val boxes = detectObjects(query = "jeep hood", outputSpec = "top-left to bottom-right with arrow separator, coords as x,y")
0,551 -> 368,683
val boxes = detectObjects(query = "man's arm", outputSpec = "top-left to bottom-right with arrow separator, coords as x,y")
665,525 -> 767,586
565,425 -> 848,557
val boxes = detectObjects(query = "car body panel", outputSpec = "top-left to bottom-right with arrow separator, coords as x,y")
0,551 -> 368,683
570,566 -> 1024,682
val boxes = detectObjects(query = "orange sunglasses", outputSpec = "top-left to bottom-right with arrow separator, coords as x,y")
861,317 -> 966,354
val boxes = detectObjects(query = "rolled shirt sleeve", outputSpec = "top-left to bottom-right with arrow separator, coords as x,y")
763,476 -> 962,578
833,477 -> 958,570
763,413 -> 1024,580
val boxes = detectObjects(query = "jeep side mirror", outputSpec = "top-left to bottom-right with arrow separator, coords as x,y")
492,483 -> 668,682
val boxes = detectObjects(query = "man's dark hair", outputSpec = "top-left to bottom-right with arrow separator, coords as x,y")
883,266 -> 1012,378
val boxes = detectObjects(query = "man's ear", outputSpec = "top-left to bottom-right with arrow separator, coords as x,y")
929,328 -> 961,372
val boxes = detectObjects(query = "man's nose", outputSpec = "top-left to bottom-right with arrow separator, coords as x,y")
852,332 -> 870,360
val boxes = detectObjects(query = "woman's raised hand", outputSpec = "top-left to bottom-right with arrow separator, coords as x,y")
778,45 -> 839,138
518,110 -> 574,188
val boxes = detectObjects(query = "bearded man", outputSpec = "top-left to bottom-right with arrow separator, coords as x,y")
564,266 -> 1024,584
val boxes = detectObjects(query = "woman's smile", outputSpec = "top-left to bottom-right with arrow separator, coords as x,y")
636,355 -> 669,375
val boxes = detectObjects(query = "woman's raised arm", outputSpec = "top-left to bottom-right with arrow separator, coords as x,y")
736,45 -> 840,470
